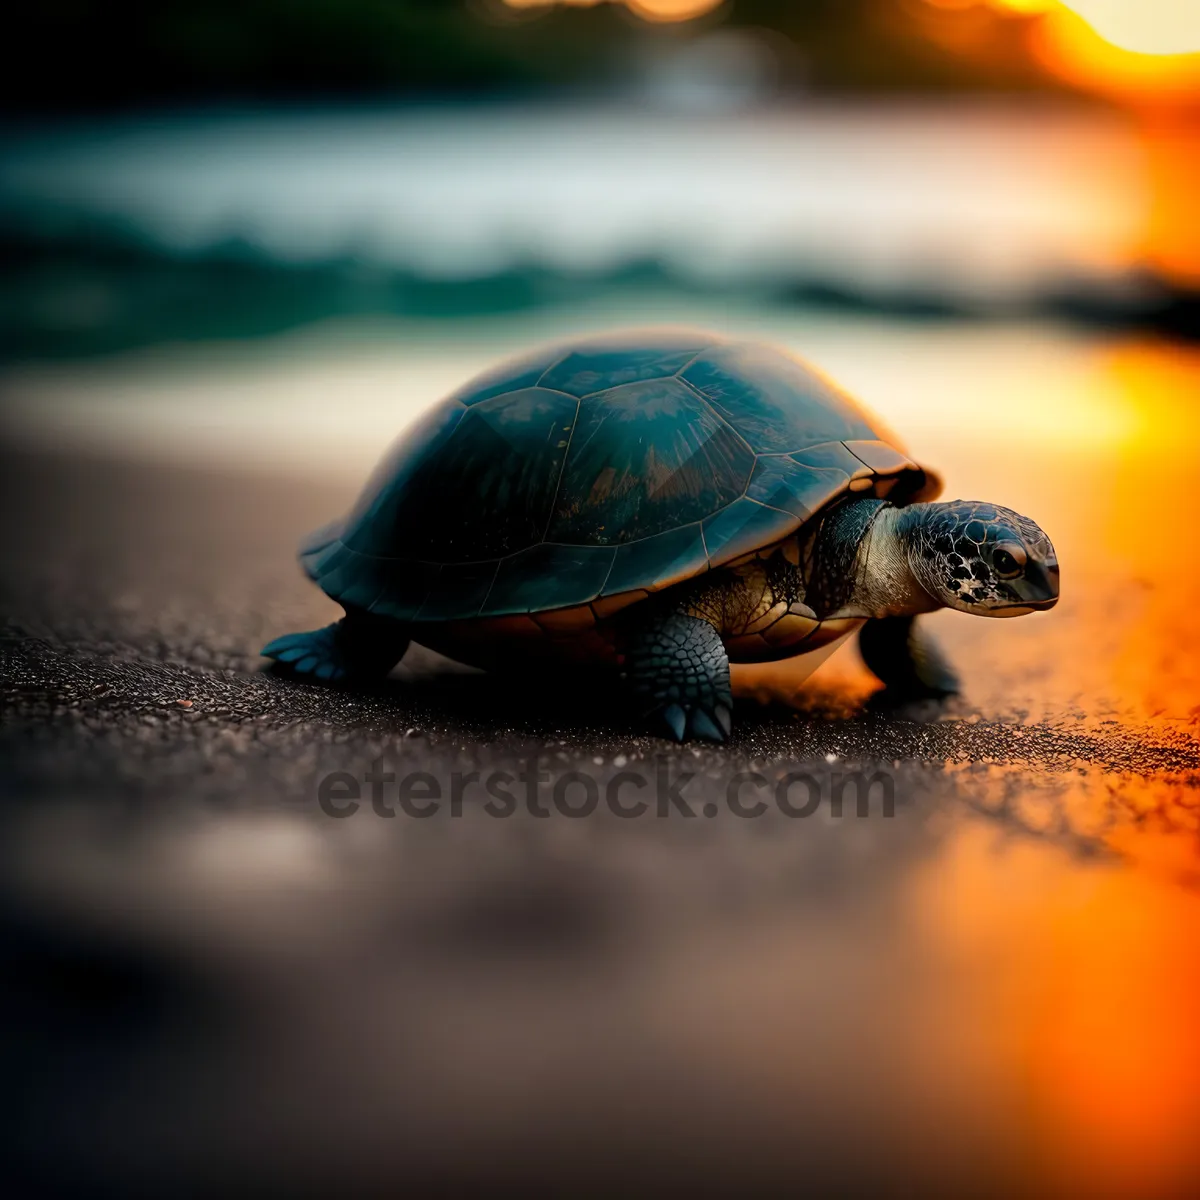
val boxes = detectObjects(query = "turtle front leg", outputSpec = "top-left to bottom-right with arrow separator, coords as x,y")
858,614 -> 960,702
262,607 -> 411,683
623,611 -> 732,743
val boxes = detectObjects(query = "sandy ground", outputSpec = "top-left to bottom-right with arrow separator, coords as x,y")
2,433 -> 1198,1197
2,312 -> 1200,1196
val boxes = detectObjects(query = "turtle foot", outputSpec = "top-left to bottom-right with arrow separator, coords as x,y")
624,611 -> 733,744
859,615 -> 960,701
262,624 -> 352,682
262,612 -> 410,684
654,700 -> 732,744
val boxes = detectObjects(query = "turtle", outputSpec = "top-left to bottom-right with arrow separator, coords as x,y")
263,329 -> 1058,742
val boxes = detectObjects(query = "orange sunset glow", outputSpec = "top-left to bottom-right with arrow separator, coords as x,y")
503,0 -> 725,21
987,0 -> 1200,97
515,0 -> 1200,95
1004,2 -> 1200,285
932,2 -> 1200,283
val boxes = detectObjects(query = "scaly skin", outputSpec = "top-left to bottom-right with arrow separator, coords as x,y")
680,555 -> 805,636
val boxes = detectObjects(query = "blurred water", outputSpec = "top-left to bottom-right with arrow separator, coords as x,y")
0,101 -> 1156,360
0,298 -> 1156,473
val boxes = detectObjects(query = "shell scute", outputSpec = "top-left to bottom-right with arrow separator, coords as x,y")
545,377 -> 754,545
843,439 -> 916,475
450,345 -> 568,406
415,561 -> 500,621
368,558 -> 440,620
485,542 -> 616,615
397,389 -> 576,563
789,440 -> 872,477
340,400 -> 467,559
680,343 -> 877,453
746,457 -> 850,522
539,331 -> 716,398
603,523 -> 710,595
701,497 -> 797,566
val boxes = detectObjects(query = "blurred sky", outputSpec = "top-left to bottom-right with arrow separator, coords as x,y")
5,0 -> 1200,113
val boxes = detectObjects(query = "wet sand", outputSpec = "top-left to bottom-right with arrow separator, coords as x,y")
2,326 -> 1199,1196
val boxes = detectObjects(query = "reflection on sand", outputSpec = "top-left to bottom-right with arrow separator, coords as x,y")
772,330 -> 1200,1192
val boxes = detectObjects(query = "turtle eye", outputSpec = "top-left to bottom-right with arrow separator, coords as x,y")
992,544 -> 1026,578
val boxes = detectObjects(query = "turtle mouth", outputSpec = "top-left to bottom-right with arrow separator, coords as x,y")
990,595 -> 1058,617
989,603 -> 1035,617
988,592 -> 1056,619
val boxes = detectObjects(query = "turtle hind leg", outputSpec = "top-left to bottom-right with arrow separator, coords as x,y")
262,608 -> 411,683
858,615 -> 960,705
623,611 -> 732,743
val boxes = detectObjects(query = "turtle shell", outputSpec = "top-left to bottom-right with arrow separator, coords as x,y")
300,330 -> 941,624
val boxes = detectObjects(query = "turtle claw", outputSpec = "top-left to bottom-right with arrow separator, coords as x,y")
262,636 -> 319,662
688,708 -> 725,743
714,703 -> 732,738
654,702 -> 728,743
262,624 -> 342,679
662,703 -> 688,742
262,617 -> 406,684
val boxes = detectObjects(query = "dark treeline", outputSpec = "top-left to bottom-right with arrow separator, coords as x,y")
7,0 -> 1054,116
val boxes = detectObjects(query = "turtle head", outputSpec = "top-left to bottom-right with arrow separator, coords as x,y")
902,501 -> 1059,617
